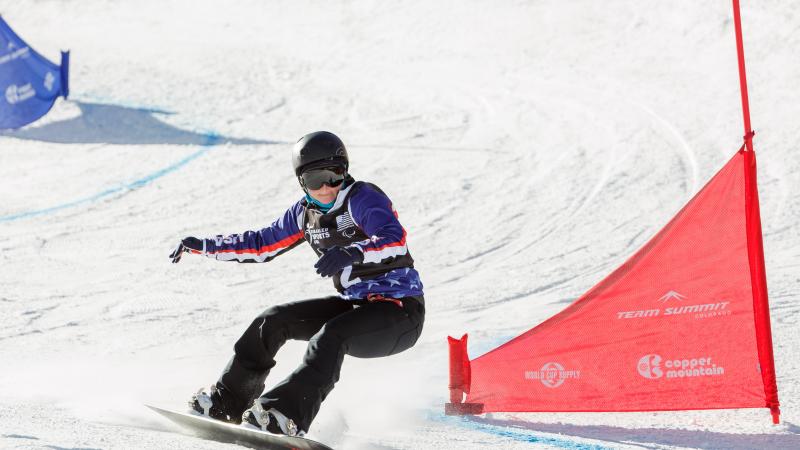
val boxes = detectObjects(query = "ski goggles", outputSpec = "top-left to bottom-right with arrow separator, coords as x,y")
300,166 -> 346,190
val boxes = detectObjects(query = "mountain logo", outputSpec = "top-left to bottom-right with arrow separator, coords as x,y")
658,290 -> 686,303
637,354 -> 663,379
637,354 -> 724,380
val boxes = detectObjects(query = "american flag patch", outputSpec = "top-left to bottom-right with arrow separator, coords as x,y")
336,213 -> 356,231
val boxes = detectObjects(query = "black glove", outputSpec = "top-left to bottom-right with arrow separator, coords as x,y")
314,246 -> 364,277
169,237 -> 204,263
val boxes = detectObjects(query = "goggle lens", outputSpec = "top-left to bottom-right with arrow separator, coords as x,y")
301,166 -> 346,190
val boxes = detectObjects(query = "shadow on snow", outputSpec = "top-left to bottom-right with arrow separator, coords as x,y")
470,415 -> 800,450
0,101 -> 284,146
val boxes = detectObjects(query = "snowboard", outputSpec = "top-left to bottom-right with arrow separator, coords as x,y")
147,405 -> 333,450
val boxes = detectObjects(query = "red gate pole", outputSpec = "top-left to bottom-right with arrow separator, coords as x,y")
732,0 -> 781,424
732,0 -> 754,151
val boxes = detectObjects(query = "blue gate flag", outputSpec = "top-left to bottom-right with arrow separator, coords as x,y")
0,15 -> 69,130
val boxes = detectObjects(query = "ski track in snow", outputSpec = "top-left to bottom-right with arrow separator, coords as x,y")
0,131 -> 220,222
430,413 -> 614,450
1,1 -> 799,449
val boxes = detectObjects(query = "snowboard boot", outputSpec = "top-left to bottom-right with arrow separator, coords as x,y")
188,385 -> 243,424
241,400 -> 303,437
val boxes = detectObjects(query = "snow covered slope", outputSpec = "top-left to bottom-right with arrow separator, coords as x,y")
1,1 -> 798,448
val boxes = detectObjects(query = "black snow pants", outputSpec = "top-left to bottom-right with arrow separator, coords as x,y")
215,295 -> 425,432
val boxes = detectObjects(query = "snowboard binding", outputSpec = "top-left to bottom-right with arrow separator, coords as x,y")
241,400 -> 303,437
189,386 -> 241,424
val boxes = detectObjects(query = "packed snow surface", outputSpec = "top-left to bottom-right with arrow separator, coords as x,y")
1,1 -> 799,449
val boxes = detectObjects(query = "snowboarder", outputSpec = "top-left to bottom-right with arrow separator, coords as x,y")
169,131 -> 425,437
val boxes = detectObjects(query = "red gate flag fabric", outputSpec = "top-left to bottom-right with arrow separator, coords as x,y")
447,147 -> 780,423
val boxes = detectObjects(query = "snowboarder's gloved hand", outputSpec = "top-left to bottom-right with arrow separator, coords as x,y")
169,237 -> 204,263
314,246 -> 363,277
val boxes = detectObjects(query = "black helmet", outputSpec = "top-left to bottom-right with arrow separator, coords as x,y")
292,131 -> 349,176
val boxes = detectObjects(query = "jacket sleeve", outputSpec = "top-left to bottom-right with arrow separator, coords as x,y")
347,185 -> 409,264
200,201 -> 305,263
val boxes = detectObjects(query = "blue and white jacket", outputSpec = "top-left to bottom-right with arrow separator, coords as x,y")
195,178 -> 423,300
